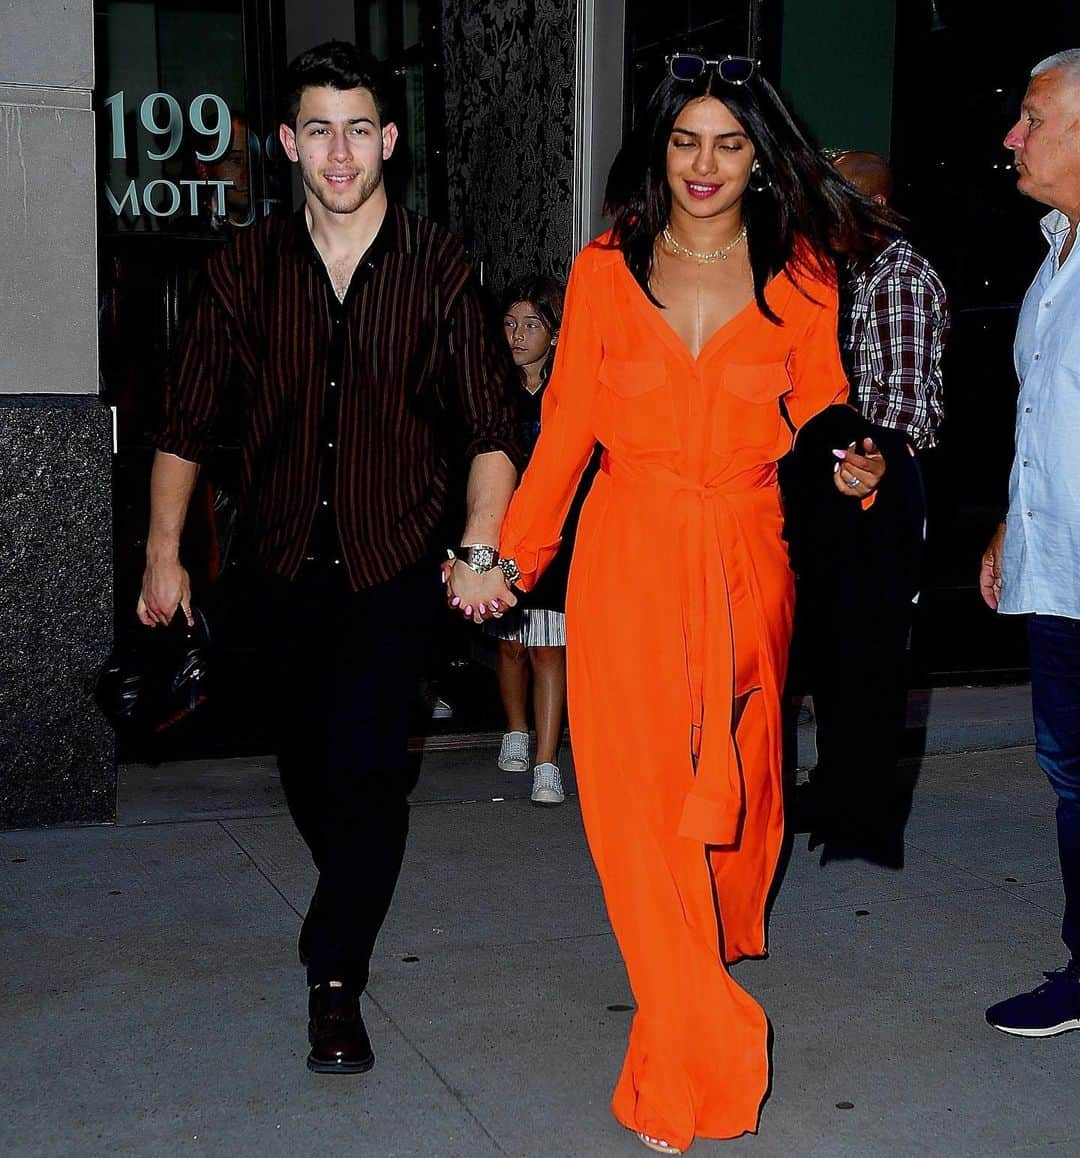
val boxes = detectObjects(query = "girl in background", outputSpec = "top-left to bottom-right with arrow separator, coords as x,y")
490,276 -> 573,806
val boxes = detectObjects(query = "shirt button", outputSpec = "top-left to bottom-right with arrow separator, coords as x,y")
321,499 -> 329,507
1025,406 -> 1032,413
327,441 -> 334,449
329,381 -> 336,388
1023,459 -> 1029,466
1026,511 -> 1034,518
333,558 -> 341,566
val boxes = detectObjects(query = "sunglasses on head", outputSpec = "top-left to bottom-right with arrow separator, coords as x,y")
666,53 -> 757,85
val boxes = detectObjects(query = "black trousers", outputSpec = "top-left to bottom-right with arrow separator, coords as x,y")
792,563 -> 915,846
788,484 -> 925,860
780,413 -> 925,860
256,555 -> 442,989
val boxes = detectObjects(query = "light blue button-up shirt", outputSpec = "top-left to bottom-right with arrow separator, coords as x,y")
1000,209 -> 1080,619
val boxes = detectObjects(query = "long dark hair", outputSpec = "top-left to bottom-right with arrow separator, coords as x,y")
604,67 -> 900,323
500,275 -> 565,388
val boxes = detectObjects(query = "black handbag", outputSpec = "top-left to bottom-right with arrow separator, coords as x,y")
95,606 -> 213,736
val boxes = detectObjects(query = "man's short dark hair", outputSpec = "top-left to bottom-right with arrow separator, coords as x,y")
281,41 -> 395,129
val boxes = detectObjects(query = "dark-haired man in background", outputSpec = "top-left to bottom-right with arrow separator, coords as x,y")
137,42 -> 519,1073
830,149 -> 948,454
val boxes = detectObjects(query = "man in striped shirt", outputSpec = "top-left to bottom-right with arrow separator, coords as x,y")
137,43 -> 520,1074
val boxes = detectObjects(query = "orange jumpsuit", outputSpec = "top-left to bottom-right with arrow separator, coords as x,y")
499,239 -> 849,1148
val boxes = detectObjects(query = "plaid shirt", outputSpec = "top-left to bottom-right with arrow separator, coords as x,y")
841,238 -> 949,449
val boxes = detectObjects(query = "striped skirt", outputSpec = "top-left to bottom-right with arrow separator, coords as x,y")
485,607 -> 567,647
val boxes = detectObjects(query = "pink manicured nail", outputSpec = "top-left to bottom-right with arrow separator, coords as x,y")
450,597 -> 460,607
490,599 -> 500,609
479,603 -> 487,614
831,448 -> 846,459
464,605 -> 473,616
440,570 -> 447,584
833,462 -> 840,473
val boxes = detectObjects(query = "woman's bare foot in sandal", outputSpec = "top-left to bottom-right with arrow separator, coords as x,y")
637,1132 -> 682,1154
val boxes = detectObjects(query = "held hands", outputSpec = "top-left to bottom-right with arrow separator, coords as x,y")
137,554 -> 194,627
831,437 -> 885,498
443,559 -> 517,625
979,521 -> 1006,611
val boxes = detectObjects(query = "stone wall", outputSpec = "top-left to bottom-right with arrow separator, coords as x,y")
0,1 -> 115,826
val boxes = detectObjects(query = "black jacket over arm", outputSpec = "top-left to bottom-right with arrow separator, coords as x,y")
779,405 -> 924,598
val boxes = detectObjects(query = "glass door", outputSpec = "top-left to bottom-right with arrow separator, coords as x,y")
95,0 -> 287,758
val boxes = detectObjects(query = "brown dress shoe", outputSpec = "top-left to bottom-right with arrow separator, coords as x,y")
307,983 -> 375,1074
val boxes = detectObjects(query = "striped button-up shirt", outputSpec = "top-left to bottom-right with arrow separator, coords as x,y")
1000,209 -> 1080,620
158,204 -> 519,590
841,238 -> 949,449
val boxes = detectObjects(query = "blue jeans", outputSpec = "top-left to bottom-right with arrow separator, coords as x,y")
1028,614 -> 1080,962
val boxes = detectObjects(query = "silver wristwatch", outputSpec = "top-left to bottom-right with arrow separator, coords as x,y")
447,544 -> 498,574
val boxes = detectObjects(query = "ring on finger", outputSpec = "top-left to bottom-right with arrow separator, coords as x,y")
846,474 -> 861,488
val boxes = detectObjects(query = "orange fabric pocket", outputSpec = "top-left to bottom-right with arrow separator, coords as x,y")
598,358 -> 679,451
715,361 -> 791,451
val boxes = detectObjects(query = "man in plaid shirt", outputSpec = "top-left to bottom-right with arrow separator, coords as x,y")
828,150 -> 949,446
832,150 -> 949,451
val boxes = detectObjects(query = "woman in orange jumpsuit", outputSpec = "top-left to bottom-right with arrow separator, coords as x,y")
449,58 -> 894,1153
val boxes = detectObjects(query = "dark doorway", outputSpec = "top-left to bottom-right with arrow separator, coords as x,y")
96,0 -> 491,760
892,0 -> 1080,683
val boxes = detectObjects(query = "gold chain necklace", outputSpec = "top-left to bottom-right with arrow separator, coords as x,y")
662,224 -> 747,264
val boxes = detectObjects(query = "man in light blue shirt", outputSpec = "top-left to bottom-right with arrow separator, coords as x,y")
980,49 -> 1080,1038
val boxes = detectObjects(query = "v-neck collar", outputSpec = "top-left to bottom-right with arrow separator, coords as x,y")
616,255 -> 771,365
292,203 -> 402,310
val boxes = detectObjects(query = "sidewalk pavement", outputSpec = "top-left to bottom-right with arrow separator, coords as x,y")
4,684 -> 1077,1157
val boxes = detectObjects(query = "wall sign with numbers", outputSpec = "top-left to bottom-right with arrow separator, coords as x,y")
99,90 -> 274,228
102,90 -> 234,219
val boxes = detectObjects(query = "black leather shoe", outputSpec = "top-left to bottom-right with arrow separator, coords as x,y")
306,983 -> 375,1075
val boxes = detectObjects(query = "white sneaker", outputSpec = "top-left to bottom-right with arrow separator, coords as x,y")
531,763 -> 564,806
431,697 -> 454,720
498,731 -> 530,772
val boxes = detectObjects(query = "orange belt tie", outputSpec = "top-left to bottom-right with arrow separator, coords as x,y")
601,453 -> 777,844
